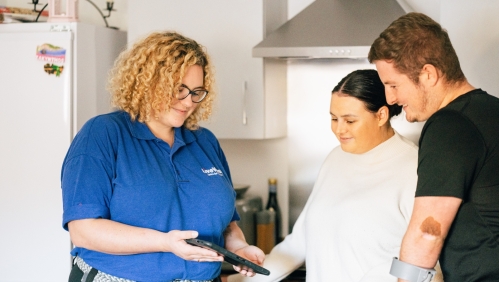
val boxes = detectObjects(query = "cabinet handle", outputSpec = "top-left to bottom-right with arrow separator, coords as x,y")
242,80 -> 247,125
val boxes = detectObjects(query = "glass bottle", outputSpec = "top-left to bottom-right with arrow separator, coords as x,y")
256,209 -> 275,254
266,178 -> 282,243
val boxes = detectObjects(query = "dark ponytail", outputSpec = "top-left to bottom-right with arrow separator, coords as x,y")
332,69 -> 402,118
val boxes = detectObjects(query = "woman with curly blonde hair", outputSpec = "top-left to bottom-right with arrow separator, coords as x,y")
61,31 -> 264,282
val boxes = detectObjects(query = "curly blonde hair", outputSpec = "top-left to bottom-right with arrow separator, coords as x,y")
108,31 -> 215,130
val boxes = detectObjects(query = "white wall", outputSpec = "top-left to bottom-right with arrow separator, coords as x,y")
441,0 -> 499,96
400,0 -> 440,20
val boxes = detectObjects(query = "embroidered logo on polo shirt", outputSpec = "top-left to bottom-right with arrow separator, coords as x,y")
201,167 -> 223,176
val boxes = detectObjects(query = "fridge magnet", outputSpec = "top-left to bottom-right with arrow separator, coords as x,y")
43,63 -> 64,77
36,43 -> 66,64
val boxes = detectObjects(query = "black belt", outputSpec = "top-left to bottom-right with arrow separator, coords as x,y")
69,261 -> 98,282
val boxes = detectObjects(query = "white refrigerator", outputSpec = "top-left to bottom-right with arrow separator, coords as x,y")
0,22 -> 126,281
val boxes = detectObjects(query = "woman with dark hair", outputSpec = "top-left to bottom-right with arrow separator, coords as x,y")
230,69 -> 443,282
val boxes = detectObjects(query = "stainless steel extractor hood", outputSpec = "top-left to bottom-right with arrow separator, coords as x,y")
253,0 -> 408,59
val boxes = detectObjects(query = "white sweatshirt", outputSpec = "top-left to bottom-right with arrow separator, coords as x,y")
229,132 -> 418,282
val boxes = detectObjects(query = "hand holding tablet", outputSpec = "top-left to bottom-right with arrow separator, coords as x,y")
185,238 -> 270,276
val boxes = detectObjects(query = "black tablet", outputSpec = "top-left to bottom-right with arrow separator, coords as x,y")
185,238 -> 270,276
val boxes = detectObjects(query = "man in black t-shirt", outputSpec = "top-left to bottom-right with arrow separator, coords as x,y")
368,13 -> 499,281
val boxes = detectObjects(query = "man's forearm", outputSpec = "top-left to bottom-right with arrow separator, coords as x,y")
396,228 -> 443,282
399,220 -> 444,269
396,196 -> 461,281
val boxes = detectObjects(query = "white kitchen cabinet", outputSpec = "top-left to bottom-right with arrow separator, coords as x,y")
127,0 -> 286,139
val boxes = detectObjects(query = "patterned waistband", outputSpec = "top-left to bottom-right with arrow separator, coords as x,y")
74,257 -> 215,282
75,257 -> 135,282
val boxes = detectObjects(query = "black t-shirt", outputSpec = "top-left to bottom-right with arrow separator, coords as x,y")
416,89 -> 499,281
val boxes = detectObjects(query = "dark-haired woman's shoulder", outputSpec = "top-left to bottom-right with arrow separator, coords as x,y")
396,132 -> 419,150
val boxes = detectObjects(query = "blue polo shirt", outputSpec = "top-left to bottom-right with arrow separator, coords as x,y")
61,111 -> 239,281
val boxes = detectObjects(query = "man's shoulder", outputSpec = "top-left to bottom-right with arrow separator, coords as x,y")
446,89 -> 499,113
427,89 -> 499,141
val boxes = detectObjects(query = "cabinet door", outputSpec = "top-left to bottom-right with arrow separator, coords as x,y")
128,0 -> 285,139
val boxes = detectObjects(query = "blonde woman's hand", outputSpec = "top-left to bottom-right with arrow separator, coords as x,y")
165,230 -> 223,262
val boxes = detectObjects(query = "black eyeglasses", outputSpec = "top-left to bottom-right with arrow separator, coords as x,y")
176,84 -> 209,103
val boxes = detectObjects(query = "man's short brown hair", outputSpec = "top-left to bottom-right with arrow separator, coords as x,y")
369,12 -> 465,84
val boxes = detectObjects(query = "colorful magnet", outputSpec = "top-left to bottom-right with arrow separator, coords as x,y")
36,43 -> 66,63
43,63 -> 64,77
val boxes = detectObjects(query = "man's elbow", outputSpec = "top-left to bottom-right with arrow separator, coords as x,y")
400,216 -> 446,266
417,216 -> 447,244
